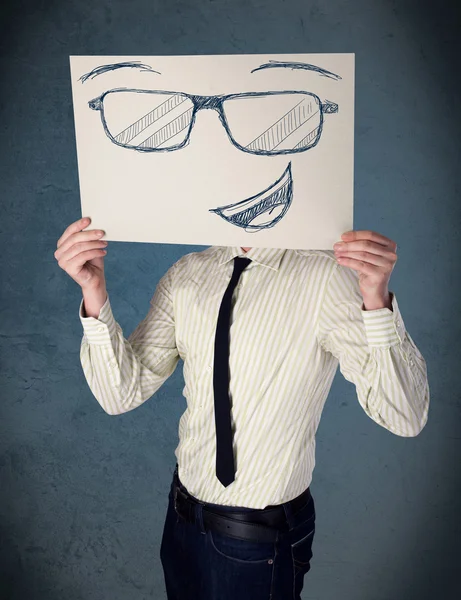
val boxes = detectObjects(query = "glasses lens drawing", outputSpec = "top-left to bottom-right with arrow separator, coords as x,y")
223,92 -> 321,153
101,91 -> 194,150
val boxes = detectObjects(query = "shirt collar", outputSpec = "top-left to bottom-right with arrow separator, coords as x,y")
214,246 -> 287,271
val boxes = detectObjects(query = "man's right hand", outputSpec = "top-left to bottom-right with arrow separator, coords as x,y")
54,217 -> 108,317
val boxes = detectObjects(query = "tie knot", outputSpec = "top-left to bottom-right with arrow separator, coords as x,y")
233,256 -> 252,276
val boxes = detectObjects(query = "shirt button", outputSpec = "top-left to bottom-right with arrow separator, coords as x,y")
207,365 -> 212,372
409,358 -> 415,366
98,326 -> 105,332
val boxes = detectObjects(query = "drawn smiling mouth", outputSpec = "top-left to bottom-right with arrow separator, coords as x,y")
209,162 -> 293,232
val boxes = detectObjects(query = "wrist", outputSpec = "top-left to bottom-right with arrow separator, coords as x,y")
82,279 -> 106,295
81,284 -> 108,318
362,291 -> 393,311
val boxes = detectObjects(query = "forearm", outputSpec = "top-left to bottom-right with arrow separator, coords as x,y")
317,264 -> 429,437
359,293 -> 429,435
79,285 -> 180,415
80,331 -> 179,415
355,343 -> 430,436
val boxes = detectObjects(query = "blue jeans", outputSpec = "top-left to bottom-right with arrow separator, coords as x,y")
160,471 -> 316,600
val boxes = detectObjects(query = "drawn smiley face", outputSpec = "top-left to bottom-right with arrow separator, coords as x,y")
81,59 -> 340,234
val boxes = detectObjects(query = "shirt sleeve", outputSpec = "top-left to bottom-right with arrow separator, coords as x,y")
315,262 -> 430,437
79,263 -> 180,415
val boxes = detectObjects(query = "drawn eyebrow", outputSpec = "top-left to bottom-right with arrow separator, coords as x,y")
79,61 -> 161,83
251,60 -> 341,81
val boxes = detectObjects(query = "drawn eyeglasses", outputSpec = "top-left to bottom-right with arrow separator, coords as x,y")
88,89 -> 338,155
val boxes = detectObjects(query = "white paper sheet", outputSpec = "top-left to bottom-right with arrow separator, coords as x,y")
69,53 -> 354,250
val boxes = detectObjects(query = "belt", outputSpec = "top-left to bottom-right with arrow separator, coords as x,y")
172,469 -> 311,543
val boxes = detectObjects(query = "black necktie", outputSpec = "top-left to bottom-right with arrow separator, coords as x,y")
213,256 -> 252,487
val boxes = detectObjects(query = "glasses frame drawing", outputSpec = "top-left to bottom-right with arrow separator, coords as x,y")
88,88 -> 339,156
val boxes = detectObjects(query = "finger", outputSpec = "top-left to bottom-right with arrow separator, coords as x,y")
55,226 -> 105,261
57,217 -> 92,249
65,248 -> 107,275
57,240 -> 107,269
335,240 -> 397,258
341,230 -> 396,250
336,256 -> 381,275
335,250 -> 392,268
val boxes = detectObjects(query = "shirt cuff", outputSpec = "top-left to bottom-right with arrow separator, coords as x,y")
79,293 -> 118,345
361,292 -> 406,347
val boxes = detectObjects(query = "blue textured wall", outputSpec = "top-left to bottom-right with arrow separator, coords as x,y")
1,1 -> 460,598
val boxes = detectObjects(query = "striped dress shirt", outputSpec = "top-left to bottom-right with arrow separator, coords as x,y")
79,246 -> 429,509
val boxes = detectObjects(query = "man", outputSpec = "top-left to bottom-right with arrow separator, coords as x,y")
55,217 -> 429,600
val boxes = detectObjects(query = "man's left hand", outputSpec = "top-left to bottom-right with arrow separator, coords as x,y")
333,230 -> 398,310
